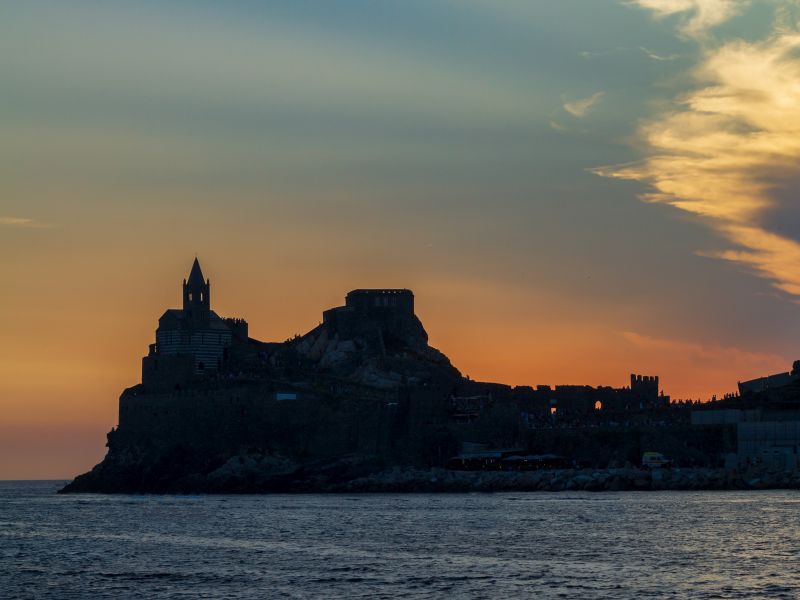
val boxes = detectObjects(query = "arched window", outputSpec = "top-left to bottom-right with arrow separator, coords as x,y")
595,401 -> 602,411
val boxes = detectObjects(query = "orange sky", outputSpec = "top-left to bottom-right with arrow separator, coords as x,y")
0,241 -> 791,479
3,0 -> 800,479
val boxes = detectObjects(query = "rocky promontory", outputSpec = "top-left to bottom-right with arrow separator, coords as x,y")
60,266 -> 745,495
62,447 -> 800,494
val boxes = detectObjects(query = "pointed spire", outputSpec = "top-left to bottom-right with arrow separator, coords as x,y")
187,257 -> 205,286
183,257 -> 211,313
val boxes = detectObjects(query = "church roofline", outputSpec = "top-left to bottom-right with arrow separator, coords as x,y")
186,257 -> 207,286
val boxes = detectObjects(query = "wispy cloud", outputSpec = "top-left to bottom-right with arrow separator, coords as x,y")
579,47 -> 627,59
596,27 -> 800,295
563,92 -> 605,118
622,330 -> 784,363
639,46 -> 681,61
579,46 -> 679,62
627,0 -> 747,37
0,217 -> 50,228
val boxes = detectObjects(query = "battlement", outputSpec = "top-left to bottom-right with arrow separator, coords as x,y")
631,374 -> 659,388
629,373 -> 663,406
223,317 -> 249,341
345,289 -> 414,315
319,288 -> 427,350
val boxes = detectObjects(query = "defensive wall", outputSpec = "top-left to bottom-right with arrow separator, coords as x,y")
115,380 -> 458,466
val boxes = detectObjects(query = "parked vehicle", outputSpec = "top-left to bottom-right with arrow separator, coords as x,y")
642,451 -> 671,468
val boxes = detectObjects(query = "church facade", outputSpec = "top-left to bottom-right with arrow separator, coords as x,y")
142,259 -> 248,390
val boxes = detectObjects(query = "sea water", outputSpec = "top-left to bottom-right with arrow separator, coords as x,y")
1,481 -> 799,599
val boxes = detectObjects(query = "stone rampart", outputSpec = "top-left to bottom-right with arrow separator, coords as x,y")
115,381 -> 455,466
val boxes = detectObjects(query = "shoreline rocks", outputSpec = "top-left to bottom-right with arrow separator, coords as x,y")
60,450 -> 800,494
330,466 -> 800,493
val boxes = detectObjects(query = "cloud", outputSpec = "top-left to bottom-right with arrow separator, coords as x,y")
579,47 -> 628,59
627,0 -> 747,37
596,27 -> 800,296
639,46 -> 681,61
563,92 -> 605,118
622,330 -> 784,363
0,217 -> 50,228
579,46 -> 679,62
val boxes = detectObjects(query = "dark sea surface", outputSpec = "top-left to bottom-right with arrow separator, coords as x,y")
2,481 -> 800,599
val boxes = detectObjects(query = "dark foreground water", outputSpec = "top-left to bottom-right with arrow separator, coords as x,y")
2,482 -> 800,599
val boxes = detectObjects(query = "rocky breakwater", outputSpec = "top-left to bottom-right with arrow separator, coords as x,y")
64,444 -> 800,493
334,466 -> 800,493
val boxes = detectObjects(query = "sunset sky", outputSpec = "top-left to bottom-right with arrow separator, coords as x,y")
4,0 -> 800,478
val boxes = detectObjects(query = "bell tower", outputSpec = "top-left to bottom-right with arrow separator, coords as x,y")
183,258 -> 210,318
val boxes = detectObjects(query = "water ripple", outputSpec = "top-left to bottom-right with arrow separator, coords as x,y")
1,482 -> 799,599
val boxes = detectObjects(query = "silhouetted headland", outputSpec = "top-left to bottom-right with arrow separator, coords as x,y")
61,259 -> 800,493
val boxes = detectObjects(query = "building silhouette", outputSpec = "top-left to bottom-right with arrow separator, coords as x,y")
142,258 -> 248,388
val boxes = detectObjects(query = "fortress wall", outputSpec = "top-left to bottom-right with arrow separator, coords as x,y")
118,389 -> 361,458
141,354 -> 195,391
115,385 -> 453,464
345,289 -> 414,315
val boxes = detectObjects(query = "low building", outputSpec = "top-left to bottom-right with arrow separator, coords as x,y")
693,369 -> 800,471
739,371 -> 794,395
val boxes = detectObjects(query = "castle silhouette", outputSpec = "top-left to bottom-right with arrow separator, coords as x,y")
141,259 -> 666,410
142,259 -> 426,390
59,259 -> 800,493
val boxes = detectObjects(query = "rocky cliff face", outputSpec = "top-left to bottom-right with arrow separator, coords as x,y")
290,308 -> 460,389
